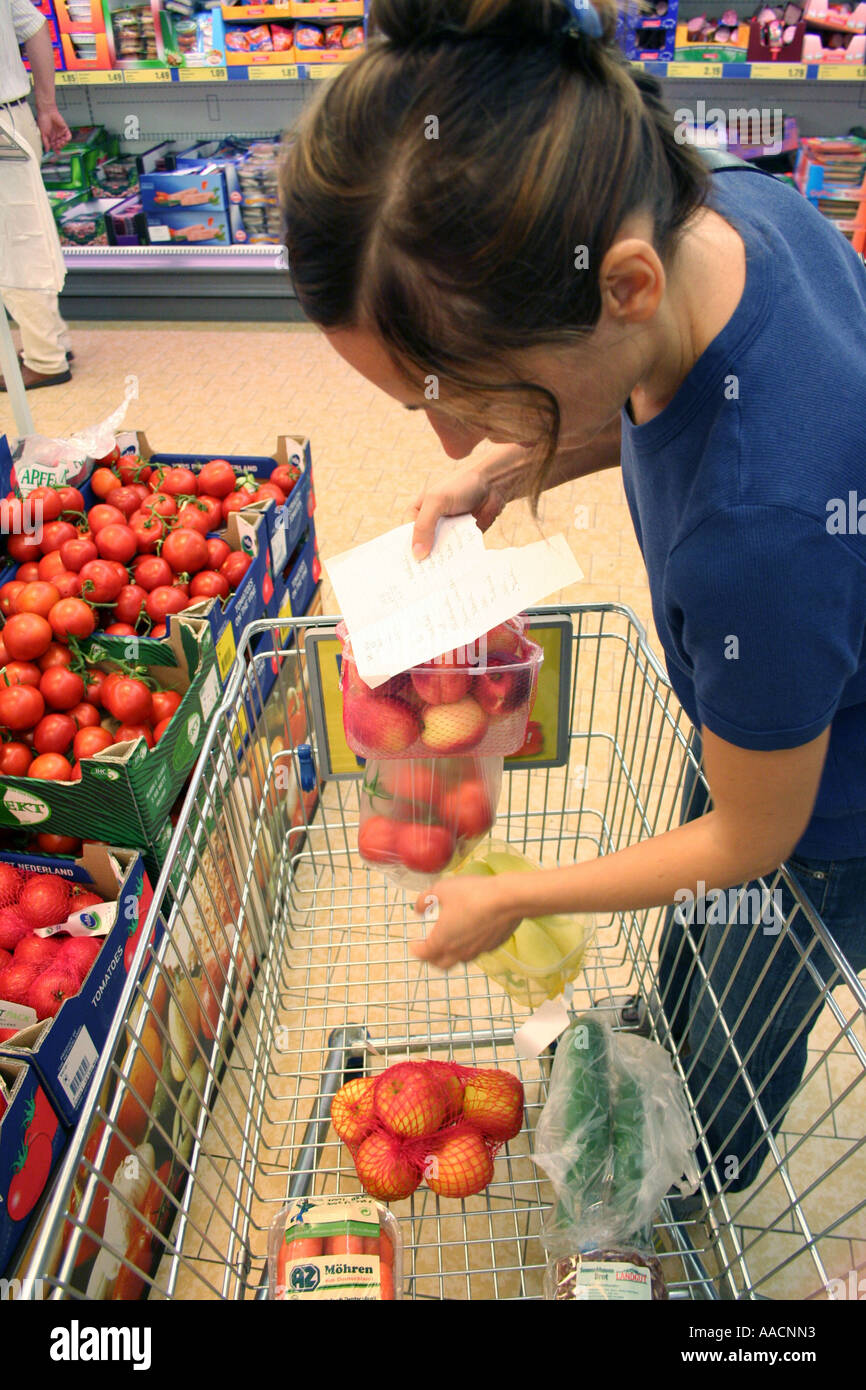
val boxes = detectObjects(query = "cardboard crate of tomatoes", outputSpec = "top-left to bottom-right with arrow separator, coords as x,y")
0,845 -> 155,1126
0,1058 -> 66,1277
0,618 -> 220,847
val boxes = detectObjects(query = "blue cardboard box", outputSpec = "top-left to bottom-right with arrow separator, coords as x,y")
145,204 -> 246,245
139,162 -> 241,215
0,1059 -> 67,1277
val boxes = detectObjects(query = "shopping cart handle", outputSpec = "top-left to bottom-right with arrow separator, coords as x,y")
297,743 -> 317,792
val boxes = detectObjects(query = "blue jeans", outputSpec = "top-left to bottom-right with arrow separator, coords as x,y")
658,732 -> 866,1192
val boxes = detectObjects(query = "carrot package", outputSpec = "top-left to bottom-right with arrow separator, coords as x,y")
268,1195 -> 402,1300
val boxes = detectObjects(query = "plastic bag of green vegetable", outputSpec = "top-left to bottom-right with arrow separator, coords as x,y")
532,1011 -> 699,1274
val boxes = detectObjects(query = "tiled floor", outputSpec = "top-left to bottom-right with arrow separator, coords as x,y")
4,321 -> 863,1302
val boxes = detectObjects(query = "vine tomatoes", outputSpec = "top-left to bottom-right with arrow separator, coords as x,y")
129,513 -> 164,552
53,571 -> 83,600
189,570 -> 230,601
197,459 -> 236,497
7,533 -> 43,564
153,466 -> 197,497
78,560 -> 124,604
103,486 -> 141,521
271,463 -> 301,495
4,613 -> 52,661
39,643 -> 73,671
36,551 -> 67,583
151,689 -> 181,724
0,742 -> 32,774
49,598 -> 96,642
95,523 -> 137,565
41,520 -> 78,551
2,661 -> 41,687
91,467 -> 122,499
205,537 -> 231,570
69,701 -> 101,729
73,726 -> 115,759
113,584 -> 148,627
161,528 -> 208,575
86,503 -> 124,534
0,581 -> 25,616
15,581 -> 61,618
59,536 -> 98,572
220,552 -> 252,589
113,722 -> 154,749
28,486 -> 63,523
145,586 -> 189,624
33,713 -> 76,756
39,666 -> 85,711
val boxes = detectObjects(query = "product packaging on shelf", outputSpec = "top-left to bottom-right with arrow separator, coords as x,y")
57,196 -> 121,246
338,618 -> 543,761
268,1195 -> 402,1300
139,163 -> 242,216
0,1058 -> 66,1277
454,839 -> 595,1007
674,11 -> 750,59
746,4 -> 806,60
0,845 -> 156,1126
358,754 -> 501,889
144,205 -> 246,245
533,1011 -> 699,1300
616,0 -> 679,60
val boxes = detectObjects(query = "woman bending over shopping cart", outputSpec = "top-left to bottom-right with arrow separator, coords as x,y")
280,0 -> 866,1194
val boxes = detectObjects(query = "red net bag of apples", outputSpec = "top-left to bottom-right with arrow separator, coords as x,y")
358,754 -> 501,888
268,1194 -> 402,1301
338,616 -> 543,760
331,1059 -> 524,1203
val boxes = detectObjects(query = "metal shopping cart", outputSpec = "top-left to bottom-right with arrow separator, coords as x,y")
15,605 -> 866,1301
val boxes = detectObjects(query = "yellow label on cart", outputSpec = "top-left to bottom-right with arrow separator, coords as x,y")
231,705 -> 248,750
179,66 -> 227,81
817,64 -> 866,79
277,592 -> 294,644
124,68 -> 172,83
248,64 -> 299,80
750,62 -> 807,79
216,625 -> 237,682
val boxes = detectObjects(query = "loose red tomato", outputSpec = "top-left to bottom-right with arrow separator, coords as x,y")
175,501 -> 213,535
15,581 -> 61,618
27,752 -> 72,780
49,598 -> 96,642
271,463 -> 301,494
69,702 -> 101,730
104,676 -> 152,725
129,513 -> 164,553
189,570 -> 230,601
4,613 -> 52,661
153,715 -> 173,742
95,523 -> 136,565
103,486 -> 141,521
7,533 -> 43,564
197,460 -> 236,497
113,584 -> 148,627
86,503 -> 124,534
112,722 -> 154,749
36,551 -> 67,584
38,643 -> 73,671
40,666 -> 85,711
59,536 -> 97,572
253,482 -> 287,507
0,581 -> 25,617
91,467 -> 121,499
221,492 -> 253,521
73,725 -> 115,759
150,624 -> 167,639
0,635 -> 7,666
162,528 -> 208,575
150,690 -> 181,726
41,520 -> 78,552
33,712 -> 76,755
104,623 -> 136,636
28,486 -> 63,523
78,560 -> 124,604
14,562 -> 41,583
133,555 -> 173,592
53,571 -> 82,600
0,741 -> 32,774
155,466 -> 197,498
36,832 -> 81,854
205,537 -> 231,570
55,486 -> 85,514
127,482 -> 151,506
146,586 -> 190,624
0,683 -> 44,730
220,552 -> 253,589
2,661 -> 41,687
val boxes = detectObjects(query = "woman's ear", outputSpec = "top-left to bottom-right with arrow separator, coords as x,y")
599,238 -> 665,324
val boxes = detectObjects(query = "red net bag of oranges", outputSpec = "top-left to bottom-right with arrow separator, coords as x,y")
268,1194 -> 402,1300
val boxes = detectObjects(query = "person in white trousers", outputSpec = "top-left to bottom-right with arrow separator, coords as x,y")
0,0 -> 72,390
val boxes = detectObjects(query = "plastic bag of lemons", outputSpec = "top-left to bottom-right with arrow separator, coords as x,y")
454,839 -> 595,1009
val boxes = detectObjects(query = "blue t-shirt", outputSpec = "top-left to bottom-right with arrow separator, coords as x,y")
620,167 -> 866,859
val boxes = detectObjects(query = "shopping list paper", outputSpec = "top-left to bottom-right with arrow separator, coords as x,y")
325,516 -> 583,687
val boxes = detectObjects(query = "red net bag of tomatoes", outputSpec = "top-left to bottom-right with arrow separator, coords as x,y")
267,1195 -> 403,1301
338,617 -> 543,761
358,754 -> 501,888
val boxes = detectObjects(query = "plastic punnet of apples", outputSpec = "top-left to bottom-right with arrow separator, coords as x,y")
338,617 -> 544,763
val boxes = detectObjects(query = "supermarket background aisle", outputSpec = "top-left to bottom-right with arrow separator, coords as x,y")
2,321 -> 863,1301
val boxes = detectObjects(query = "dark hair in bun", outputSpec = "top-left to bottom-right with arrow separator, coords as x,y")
281,0 -> 707,500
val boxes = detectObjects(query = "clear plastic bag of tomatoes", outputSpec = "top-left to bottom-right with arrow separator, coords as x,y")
357,754 -> 502,889
337,617 -> 543,760
267,1194 -> 403,1300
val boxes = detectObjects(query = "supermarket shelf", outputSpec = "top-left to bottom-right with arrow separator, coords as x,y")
51,60 -> 866,85
59,244 -> 303,322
